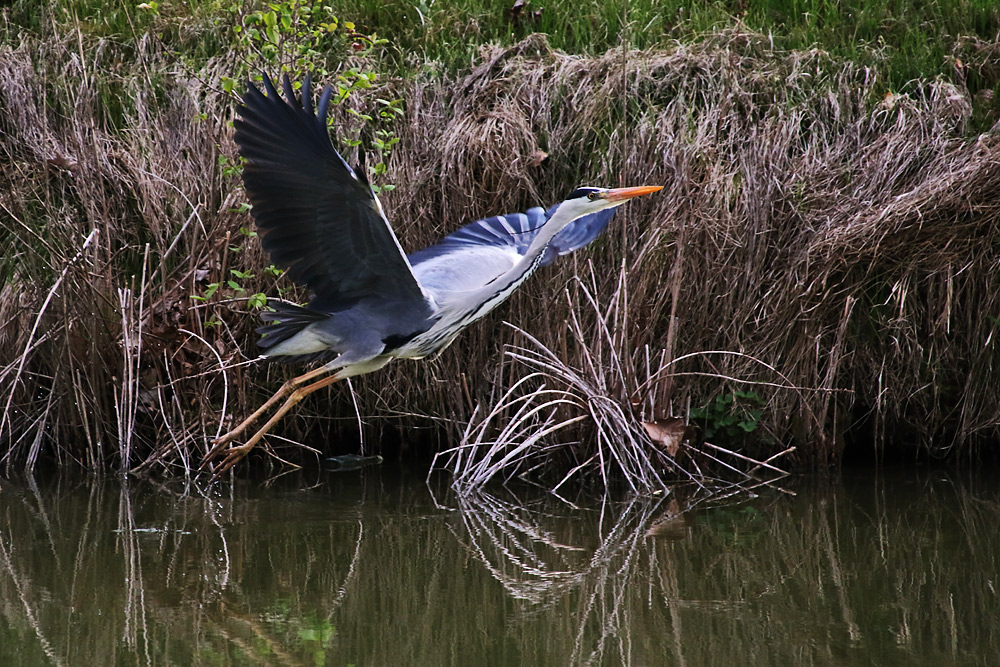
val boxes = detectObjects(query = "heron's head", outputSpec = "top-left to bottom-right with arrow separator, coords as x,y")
562,185 -> 663,216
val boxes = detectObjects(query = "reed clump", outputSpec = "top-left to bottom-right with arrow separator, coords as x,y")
398,33 -> 1000,485
2,13 -> 1000,485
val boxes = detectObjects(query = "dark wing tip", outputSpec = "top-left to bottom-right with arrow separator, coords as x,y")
299,74 -> 313,115
238,73 -> 335,136
318,84 -> 333,122
281,73 -> 297,106
355,151 -> 371,187
230,72 -> 424,308
261,71 -> 280,100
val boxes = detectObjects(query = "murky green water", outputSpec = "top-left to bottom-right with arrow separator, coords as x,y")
1,467 -> 997,666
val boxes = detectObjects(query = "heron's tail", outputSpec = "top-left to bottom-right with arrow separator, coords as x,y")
256,302 -> 329,351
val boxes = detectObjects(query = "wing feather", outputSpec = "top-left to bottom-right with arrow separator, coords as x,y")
407,206 -> 617,296
234,74 -> 430,314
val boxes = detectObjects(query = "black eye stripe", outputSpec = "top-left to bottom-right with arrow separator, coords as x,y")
567,187 -> 601,200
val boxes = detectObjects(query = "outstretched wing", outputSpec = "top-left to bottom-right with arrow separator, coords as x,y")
234,74 -> 430,313
407,206 -> 617,295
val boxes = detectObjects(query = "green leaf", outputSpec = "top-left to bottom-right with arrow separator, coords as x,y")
247,293 -> 268,309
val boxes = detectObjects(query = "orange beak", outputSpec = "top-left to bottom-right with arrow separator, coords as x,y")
602,185 -> 664,202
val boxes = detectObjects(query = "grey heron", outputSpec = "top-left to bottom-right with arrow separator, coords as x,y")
204,74 -> 662,475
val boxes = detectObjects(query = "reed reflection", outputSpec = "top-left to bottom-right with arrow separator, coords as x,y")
0,470 -> 996,666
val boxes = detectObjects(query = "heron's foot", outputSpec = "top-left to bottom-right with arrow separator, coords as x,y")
204,406 -> 286,477
212,424 -> 239,451
203,371 -> 342,478
209,441 -> 257,480
201,429 -> 245,469
211,427 -> 243,449
207,390 -> 292,454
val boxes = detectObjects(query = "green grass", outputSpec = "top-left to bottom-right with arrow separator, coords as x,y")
314,0 -> 1000,95
5,0 -> 998,129
47,0 -> 1000,131
8,0 -> 1000,91
7,0 -> 991,135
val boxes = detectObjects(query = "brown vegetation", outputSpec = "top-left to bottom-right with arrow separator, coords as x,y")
2,29 -> 1000,482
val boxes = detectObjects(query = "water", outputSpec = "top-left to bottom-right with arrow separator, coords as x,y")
0,467 -> 997,666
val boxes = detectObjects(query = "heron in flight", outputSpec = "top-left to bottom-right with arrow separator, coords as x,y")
204,74 -> 661,475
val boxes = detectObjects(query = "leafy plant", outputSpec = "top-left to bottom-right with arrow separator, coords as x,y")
191,269 -> 267,310
222,0 -> 387,85
689,390 -> 766,443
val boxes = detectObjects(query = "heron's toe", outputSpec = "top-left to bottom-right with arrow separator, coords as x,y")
209,443 -> 255,480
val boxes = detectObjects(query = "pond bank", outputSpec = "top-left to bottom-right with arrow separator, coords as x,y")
2,5 -> 1000,480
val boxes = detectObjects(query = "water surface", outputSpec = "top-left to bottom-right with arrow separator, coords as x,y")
0,468 -> 996,665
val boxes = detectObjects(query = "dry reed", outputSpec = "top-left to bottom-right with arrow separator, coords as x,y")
2,27 -> 1000,484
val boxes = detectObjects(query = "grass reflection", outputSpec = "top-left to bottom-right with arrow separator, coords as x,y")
0,470 -> 997,665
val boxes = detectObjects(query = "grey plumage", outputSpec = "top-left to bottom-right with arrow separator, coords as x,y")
234,74 -> 652,376
204,73 -> 660,475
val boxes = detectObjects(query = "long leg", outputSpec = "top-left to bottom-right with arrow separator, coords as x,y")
208,374 -> 342,478
203,365 -> 335,466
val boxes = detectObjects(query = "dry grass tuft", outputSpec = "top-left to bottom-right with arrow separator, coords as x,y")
401,33 -> 1000,487
0,34 -> 243,471
431,264 -> 799,493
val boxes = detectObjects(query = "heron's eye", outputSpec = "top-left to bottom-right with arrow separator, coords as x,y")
587,192 -> 599,201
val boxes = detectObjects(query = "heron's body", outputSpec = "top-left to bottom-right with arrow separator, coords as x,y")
262,200 -> 608,368
203,73 -> 661,476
